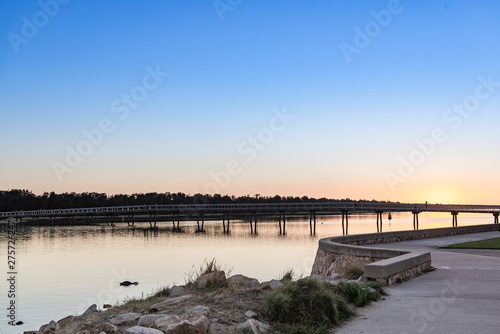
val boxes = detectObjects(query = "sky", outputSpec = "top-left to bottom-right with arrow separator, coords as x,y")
1,0 -> 500,204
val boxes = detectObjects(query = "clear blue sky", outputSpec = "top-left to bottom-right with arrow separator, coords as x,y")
1,0 -> 500,204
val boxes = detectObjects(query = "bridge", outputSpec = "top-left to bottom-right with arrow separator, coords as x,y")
2,202 -> 500,235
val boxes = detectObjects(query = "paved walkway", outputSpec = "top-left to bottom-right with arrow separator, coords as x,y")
336,231 -> 500,334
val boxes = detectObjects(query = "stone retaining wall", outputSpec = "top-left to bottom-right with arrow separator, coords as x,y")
311,224 -> 500,285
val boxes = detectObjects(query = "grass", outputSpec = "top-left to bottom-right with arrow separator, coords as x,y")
184,258 -> 231,291
279,269 -> 295,282
265,278 -> 340,333
343,263 -> 364,280
441,237 -> 500,249
263,278 -> 384,333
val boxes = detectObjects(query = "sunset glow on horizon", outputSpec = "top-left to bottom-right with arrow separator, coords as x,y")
1,1 -> 500,205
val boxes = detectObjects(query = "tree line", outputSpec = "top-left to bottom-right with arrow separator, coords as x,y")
0,189 -> 386,212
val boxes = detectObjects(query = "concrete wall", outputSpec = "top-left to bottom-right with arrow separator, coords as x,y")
311,224 -> 500,285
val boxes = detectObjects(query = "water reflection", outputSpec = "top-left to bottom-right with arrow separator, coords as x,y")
0,212 -> 492,332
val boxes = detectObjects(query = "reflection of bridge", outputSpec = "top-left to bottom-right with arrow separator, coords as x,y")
2,202 -> 500,235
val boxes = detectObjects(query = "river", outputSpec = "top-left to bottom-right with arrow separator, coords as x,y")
0,211 -> 491,332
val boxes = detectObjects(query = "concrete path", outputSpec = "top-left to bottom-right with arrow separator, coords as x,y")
336,231 -> 500,334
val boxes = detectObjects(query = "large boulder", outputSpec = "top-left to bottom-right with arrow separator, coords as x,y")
155,315 -> 181,329
227,274 -> 260,288
269,280 -> 283,290
109,313 -> 141,326
95,322 -> 118,333
169,285 -> 185,297
138,314 -> 167,327
124,326 -> 164,334
161,315 -> 210,334
57,315 -> 74,327
186,305 -> 209,317
82,304 -> 98,316
196,271 -> 226,289
39,320 -> 59,333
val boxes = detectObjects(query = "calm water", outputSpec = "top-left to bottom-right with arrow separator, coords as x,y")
0,212 -> 492,332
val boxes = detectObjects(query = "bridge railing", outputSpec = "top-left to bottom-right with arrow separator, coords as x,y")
2,202 -> 500,219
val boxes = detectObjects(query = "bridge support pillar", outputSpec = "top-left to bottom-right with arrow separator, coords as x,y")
342,211 -> 349,236
451,211 -> 458,227
376,211 -> 383,233
222,212 -> 230,234
278,212 -> 286,235
494,212 -> 499,224
196,213 -> 205,232
309,211 -> 316,235
412,211 -> 420,230
250,212 -> 258,235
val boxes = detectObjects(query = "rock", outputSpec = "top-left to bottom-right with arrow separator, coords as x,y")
23,331 -> 38,334
149,295 -> 192,312
357,275 -> 366,283
82,304 -> 98,316
196,271 -> 226,289
227,274 -> 260,288
160,315 -> 210,334
99,332 -> 107,334
77,331 -> 90,334
236,319 -> 269,334
103,304 -> 113,309
57,315 -> 74,327
109,313 -> 141,326
269,280 -> 283,290
124,326 -> 165,334
95,322 -> 118,333
138,314 -> 167,327
39,320 -> 59,333
245,310 -> 257,318
186,305 -> 209,316
169,285 -> 184,297
155,315 -> 181,328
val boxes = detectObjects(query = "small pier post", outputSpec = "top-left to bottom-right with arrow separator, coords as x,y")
278,212 -> 282,235
342,211 -> 349,235
451,211 -> 458,227
412,211 -> 420,230
376,211 -> 383,233
222,212 -> 230,234
308,211 -> 317,235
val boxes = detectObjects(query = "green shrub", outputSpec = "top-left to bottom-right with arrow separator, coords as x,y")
332,282 -> 382,307
264,278 -> 339,327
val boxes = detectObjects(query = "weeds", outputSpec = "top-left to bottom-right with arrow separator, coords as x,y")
331,282 -> 382,307
279,269 -> 294,282
343,263 -> 364,280
150,285 -> 170,298
264,278 -> 339,327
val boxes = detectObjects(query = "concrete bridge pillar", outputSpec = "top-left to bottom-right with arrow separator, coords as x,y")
451,211 -> 459,227
376,211 -> 383,233
342,211 -> 349,235
278,211 -> 286,235
412,211 -> 420,230
309,211 -> 317,235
